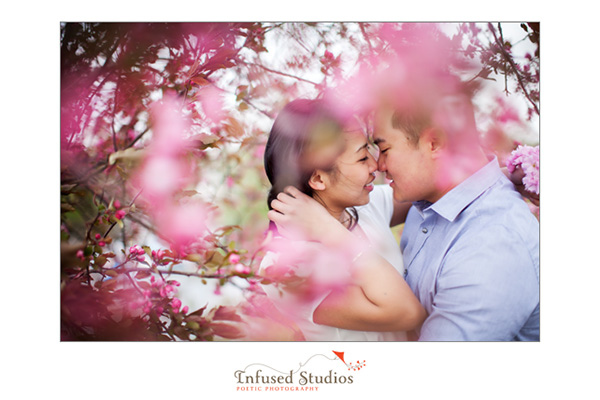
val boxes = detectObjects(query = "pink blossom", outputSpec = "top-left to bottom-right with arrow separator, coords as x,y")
226,176 -> 234,189
506,145 -> 539,195
148,93 -> 192,157
181,306 -> 189,315
235,264 -> 250,275
98,241 -> 106,247
129,245 -> 146,257
137,156 -> 191,199
171,298 -> 182,313
152,249 -> 165,261
262,237 -> 357,304
197,85 -> 226,124
95,233 -> 101,240
115,209 -> 126,220
229,253 -> 240,264
114,200 -> 122,209
155,200 -> 209,249
76,249 -> 85,260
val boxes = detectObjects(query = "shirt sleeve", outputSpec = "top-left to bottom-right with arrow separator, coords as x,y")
418,224 -> 539,341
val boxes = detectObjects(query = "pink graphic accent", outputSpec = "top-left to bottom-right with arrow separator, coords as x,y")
333,351 -> 367,371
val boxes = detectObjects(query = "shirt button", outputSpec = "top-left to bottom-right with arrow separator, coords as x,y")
422,227 -> 428,234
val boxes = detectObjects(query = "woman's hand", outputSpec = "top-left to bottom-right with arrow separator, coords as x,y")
502,166 -> 539,206
268,186 -> 351,246
508,165 -> 540,206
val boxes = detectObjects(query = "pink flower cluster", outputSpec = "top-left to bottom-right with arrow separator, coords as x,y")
129,245 -> 147,262
506,144 -> 539,195
141,276 -> 188,315
114,200 -> 127,220
131,93 -> 210,256
228,254 -> 251,275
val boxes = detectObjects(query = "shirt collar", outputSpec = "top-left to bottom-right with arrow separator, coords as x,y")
424,156 -> 504,222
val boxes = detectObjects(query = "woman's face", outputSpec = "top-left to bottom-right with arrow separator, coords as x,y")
319,130 -> 378,210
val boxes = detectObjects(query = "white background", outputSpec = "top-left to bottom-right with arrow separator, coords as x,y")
2,1 -> 597,399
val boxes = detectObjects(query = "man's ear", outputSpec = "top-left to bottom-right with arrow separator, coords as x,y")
421,127 -> 447,159
308,170 -> 327,191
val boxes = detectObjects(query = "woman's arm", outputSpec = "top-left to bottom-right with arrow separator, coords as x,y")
269,186 -> 426,331
313,249 -> 426,332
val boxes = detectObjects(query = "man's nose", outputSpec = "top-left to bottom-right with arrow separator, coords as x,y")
377,156 -> 386,172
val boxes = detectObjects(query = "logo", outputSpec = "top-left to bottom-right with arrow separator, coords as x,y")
234,350 -> 367,392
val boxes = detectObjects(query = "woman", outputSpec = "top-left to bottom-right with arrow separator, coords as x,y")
260,98 -> 425,341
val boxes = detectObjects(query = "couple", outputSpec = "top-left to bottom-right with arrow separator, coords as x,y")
260,87 -> 539,341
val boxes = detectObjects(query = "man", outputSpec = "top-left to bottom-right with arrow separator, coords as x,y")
372,92 -> 539,341
269,87 -> 539,341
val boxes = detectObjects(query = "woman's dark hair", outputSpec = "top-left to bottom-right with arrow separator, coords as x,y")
264,98 -> 358,231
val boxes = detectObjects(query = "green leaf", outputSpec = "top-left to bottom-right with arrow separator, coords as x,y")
213,306 -> 243,322
105,269 -> 118,278
173,326 -> 189,340
186,321 -> 200,331
61,203 -> 76,213
95,256 -> 108,268
137,281 -> 151,290
100,278 -> 118,291
188,305 -> 207,317
184,254 -> 203,263
211,322 -> 244,339
135,270 -> 152,279
180,190 -> 198,197
217,225 -> 241,236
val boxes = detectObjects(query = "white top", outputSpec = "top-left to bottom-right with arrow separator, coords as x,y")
259,185 -> 407,341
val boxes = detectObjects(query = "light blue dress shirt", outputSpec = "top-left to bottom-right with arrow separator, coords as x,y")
401,157 -> 539,341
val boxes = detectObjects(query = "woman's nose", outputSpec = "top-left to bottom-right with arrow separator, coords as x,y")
368,153 -> 378,173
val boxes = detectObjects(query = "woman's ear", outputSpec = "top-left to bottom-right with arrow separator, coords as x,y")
308,170 -> 327,191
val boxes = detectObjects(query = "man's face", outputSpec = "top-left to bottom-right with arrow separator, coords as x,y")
373,107 -> 437,203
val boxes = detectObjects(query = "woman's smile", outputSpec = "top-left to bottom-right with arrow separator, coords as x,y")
364,174 -> 376,192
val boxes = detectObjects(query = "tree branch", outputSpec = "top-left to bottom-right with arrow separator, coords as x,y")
488,23 -> 540,116
358,23 -> 374,55
239,60 -> 321,87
